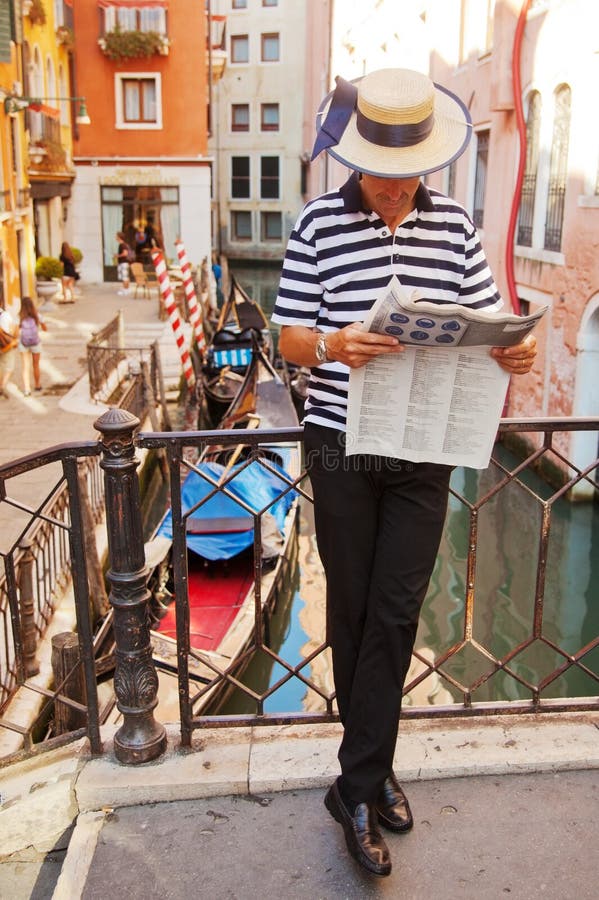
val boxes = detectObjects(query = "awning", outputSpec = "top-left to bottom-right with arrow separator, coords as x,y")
98,1 -> 168,7
28,103 -> 61,119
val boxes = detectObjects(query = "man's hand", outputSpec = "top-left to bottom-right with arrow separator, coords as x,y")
327,323 -> 403,369
490,333 -> 537,375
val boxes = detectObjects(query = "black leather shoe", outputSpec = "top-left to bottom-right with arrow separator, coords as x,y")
324,780 -> 392,877
375,773 -> 414,833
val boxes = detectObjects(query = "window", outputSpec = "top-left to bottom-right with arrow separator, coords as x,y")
231,34 -> 249,63
261,212 -> 282,241
232,104 -> 249,132
103,5 -> 167,35
261,33 -> 279,62
472,130 -> 489,228
260,156 -> 279,199
232,0 -> 247,8
231,156 -> 250,198
263,0 -> 278,5
232,211 -> 252,240
53,0 -> 64,28
122,78 -> 157,123
517,91 -> 541,247
261,103 -> 279,131
544,85 -> 571,252
0,2 -> 13,63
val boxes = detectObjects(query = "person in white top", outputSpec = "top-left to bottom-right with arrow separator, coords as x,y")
0,302 -> 18,398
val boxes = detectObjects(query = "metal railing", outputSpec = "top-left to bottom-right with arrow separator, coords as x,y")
86,311 -> 162,422
0,414 -> 597,766
0,453 -> 104,715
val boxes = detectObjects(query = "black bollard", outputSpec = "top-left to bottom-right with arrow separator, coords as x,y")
95,407 -> 166,764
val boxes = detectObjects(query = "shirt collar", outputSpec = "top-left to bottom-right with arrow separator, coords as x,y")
340,172 -> 435,215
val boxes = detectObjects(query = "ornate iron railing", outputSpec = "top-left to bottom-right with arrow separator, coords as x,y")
86,311 -> 161,422
0,413 -> 597,766
0,453 -> 104,715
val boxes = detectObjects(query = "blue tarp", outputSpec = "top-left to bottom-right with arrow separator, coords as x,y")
157,454 -> 296,561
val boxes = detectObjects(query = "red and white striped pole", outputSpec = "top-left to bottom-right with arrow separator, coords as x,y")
175,239 -> 206,355
151,249 -> 195,389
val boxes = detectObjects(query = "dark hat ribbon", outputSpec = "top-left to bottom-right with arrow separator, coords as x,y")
311,77 -> 357,161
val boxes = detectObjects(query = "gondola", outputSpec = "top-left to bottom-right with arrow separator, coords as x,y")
200,275 -> 274,427
146,345 -> 301,717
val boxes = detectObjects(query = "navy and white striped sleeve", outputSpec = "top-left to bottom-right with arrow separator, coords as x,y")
271,210 -> 323,327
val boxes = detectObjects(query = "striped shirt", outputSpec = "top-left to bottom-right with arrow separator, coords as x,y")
272,173 -> 503,431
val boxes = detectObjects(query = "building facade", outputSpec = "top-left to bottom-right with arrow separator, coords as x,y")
1,0 -> 76,315
71,0 -> 212,282
208,0 -> 332,263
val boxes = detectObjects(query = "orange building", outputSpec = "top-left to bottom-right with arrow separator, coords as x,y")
1,0 -> 76,313
71,0 -> 212,282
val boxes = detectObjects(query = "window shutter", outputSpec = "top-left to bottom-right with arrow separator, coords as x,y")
0,2 -> 12,63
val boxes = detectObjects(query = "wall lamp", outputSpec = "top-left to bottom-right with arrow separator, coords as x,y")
3,95 -> 91,125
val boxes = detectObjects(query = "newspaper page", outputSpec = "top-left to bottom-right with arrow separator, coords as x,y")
366,276 -> 547,347
346,278 -> 546,469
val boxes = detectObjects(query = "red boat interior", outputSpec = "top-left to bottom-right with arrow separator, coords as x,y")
156,550 -> 254,652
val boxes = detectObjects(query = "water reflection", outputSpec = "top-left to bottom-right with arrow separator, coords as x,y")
219,445 -> 598,714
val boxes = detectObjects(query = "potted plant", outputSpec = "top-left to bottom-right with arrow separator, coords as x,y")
35,256 -> 63,301
56,25 -> 75,50
27,0 -> 46,26
98,26 -> 170,60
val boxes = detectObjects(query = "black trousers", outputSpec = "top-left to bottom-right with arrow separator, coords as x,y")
304,423 -> 452,805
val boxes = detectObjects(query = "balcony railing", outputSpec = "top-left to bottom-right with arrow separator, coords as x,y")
0,416 -> 597,766
25,107 -> 62,145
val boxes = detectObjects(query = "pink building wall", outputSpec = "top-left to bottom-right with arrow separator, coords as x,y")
425,0 -> 599,491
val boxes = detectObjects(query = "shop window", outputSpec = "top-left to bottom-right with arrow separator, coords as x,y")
232,211 -> 252,240
261,103 -> 279,131
100,184 -> 180,280
232,156 -> 250,198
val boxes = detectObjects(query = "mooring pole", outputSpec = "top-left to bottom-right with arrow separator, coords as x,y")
95,407 -> 166,764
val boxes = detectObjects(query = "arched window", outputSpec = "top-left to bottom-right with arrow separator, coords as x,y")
46,56 -> 56,104
544,84 -> 571,252
517,91 -> 541,246
27,45 -> 44,143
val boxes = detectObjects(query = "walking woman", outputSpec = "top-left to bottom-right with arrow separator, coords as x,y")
59,242 -> 77,303
18,296 -> 47,395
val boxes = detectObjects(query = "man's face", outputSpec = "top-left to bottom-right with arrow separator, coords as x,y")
359,173 -> 421,223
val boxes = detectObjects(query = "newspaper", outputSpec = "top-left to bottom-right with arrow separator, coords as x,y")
366,276 -> 547,348
346,278 -> 546,469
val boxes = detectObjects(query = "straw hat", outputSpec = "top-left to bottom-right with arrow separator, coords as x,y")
312,68 -> 472,178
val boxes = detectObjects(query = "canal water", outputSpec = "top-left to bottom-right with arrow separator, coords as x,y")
216,265 -> 599,714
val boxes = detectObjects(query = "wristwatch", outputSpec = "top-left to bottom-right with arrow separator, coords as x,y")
315,333 -> 329,363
